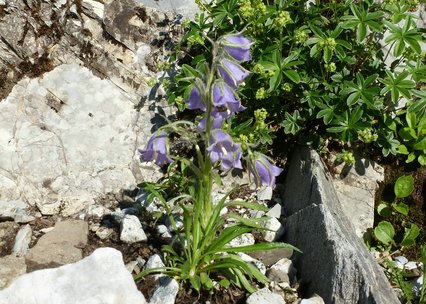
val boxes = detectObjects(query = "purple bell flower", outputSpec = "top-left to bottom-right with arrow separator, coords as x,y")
218,59 -> 250,89
138,132 -> 172,166
198,109 -> 229,130
249,154 -> 283,188
212,81 -> 246,114
207,130 -> 242,170
223,34 -> 253,63
186,87 -> 206,111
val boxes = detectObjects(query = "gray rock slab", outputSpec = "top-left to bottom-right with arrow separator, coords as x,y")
329,154 -> 384,238
26,220 -> 88,272
0,248 -> 147,304
282,147 -> 399,304
247,247 -> 293,267
0,255 -> 26,290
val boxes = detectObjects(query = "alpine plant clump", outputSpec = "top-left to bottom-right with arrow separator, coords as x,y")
136,33 -> 296,293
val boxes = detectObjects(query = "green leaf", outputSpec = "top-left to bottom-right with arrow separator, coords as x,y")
401,224 -> 420,247
283,70 -> 300,83
374,221 -> 395,245
406,152 -> 416,163
393,202 -> 409,216
397,144 -> 409,155
419,154 -> 426,166
377,202 -> 392,217
200,272 -> 214,290
225,201 -> 269,212
222,242 -> 301,253
357,23 -> 367,42
323,47 -> 332,63
189,275 -> 201,292
413,137 -> 426,150
394,175 -> 414,198
219,278 -> 230,288
269,69 -> 283,92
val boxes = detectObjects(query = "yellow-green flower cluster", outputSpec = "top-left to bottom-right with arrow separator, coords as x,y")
274,11 -> 291,28
147,77 -> 157,87
239,0 -> 266,19
188,33 -> 205,47
319,38 -> 336,50
294,30 -> 308,44
253,63 -> 264,74
325,62 -> 336,73
358,129 -> 378,143
254,108 -> 267,127
239,0 -> 255,19
282,83 -> 292,92
338,150 -> 355,165
256,87 -> 267,99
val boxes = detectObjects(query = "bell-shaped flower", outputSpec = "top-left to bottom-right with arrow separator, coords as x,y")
248,154 -> 283,188
223,34 -> 253,63
198,109 -> 229,130
207,130 -> 242,170
212,81 -> 246,114
186,87 -> 206,111
138,132 -> 172,166
218,59 -> 250,89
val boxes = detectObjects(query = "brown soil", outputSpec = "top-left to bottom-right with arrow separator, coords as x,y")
0,222 -> 19,257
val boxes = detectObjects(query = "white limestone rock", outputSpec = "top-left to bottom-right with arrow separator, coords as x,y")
267,258 -> 296,284
257,186 -> 273,201
12,224 -> 32,257
0,64 -> 145,216
0,200 -> 35,223
227,233 -> 255,248
266,203 -> 282,218
120,215 -> 147,243
262,217 -> 285,242
330,155 -> 384,238
0,248 -> 147,304
246,287 -> 286,304
300,294 -> 325,304
150,277 -> 179,304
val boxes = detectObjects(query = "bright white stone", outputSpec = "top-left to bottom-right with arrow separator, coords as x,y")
0,248 -> 147,304
262,217 -> 285,242
150,277 -> 179,304
246,287 -> 286,304
12,225 -> 32,257
300,294 -> 325,304
227,233 -> 255,248
266,203 -> 282,218
257,186 -> 273,201
120,215 -> 147,243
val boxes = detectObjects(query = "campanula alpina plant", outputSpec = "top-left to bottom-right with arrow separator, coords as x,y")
135,33 -> 297,293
